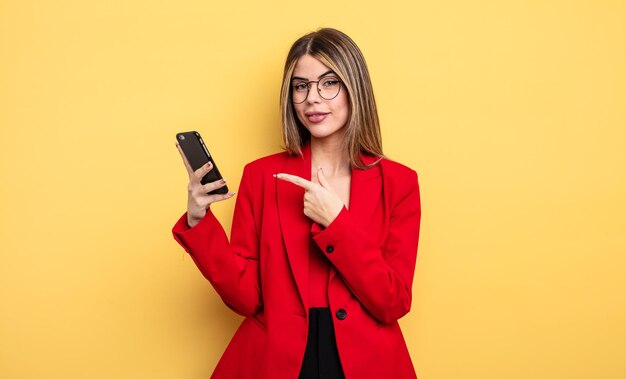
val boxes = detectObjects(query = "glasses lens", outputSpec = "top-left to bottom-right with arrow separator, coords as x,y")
291,77 -> 341,103
292,82 -> 308,104
319,77 -> 341,100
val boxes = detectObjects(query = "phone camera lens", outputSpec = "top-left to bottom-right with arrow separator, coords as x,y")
178,135 -> 185,141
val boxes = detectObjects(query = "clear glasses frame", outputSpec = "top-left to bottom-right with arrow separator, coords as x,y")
291,76 -> 342,104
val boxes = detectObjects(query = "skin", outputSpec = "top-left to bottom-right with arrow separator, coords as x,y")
176,144 -> 235,227
276,54 -> 351,227
178,54 -> 351,228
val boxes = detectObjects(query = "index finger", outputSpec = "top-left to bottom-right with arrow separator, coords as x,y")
274,173 -> 315,190
175,143 -> 194,176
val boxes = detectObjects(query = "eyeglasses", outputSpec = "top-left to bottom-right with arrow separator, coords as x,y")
291,76 -> 342,104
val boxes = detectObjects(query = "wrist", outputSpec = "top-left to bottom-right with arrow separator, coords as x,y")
187,216 -> 199,228
324,205 -> 343,228
187,210 -> 205,228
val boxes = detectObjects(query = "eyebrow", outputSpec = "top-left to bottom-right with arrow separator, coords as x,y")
291,70 -> 335,81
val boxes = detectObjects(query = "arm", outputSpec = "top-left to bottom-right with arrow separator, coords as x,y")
312,170 -> 421,324
172,164 -> 262,316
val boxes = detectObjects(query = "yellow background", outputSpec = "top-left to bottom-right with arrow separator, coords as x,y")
1,0 -> 625,378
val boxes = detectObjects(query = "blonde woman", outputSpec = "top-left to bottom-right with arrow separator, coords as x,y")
173,28 -> 421,379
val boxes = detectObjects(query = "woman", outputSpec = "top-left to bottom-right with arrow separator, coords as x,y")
173,28 -> 421,379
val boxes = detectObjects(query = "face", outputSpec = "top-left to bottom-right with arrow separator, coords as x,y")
291,55 -> 349,142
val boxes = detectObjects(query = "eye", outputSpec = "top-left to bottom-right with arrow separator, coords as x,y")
292,82 -> 308,91
321,77 -> 340,87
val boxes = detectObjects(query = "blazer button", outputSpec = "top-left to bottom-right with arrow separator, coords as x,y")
325,245 -> 334,253
336,308 -> 347,320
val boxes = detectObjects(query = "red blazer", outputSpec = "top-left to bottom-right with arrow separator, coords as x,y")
172,143 -> 421,379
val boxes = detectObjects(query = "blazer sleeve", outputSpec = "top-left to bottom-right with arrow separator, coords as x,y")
171,164 -> 262,317
312,169 -> 421,324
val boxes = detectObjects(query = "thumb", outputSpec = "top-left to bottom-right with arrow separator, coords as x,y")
317,166 -> 333,191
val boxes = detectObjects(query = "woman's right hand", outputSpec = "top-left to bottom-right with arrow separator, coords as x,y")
176,144 -> 236,228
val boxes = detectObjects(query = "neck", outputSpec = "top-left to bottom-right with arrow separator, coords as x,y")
310,136 -> 351,178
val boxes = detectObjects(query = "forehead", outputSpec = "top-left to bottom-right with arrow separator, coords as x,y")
292,55 -> 334,79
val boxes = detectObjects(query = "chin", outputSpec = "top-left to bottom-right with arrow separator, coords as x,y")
304,122 -> 346,140
306,128 -> 339,140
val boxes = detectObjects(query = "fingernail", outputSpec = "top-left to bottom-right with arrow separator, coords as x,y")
272,174 -> 277,178
221,179 -> 226,184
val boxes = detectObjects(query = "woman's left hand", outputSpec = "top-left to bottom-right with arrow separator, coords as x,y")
275,167 -> 344,228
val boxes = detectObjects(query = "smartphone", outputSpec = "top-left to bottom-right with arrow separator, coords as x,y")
176,131 -> 229,195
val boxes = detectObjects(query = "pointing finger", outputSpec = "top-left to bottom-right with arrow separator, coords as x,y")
274,173 -> 315,190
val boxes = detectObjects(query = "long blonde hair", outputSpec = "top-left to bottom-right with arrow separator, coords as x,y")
279,28 -> 383,169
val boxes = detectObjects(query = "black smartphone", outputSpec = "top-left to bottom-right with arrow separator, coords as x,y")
176,131 -> 229,195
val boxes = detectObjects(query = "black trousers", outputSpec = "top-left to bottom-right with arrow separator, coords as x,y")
298,307 -> 346,379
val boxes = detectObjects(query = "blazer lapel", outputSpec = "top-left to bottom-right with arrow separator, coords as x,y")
276,145 -> 383,308
348,154 -> 382,230
276,144 -> 312,311
329,154 -> 382,282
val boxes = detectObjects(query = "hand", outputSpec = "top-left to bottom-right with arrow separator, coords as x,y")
176,143 -> 235,227
275,167 -> 344,228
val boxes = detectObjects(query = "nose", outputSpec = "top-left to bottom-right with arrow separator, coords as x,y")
305,82 -> 322,104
